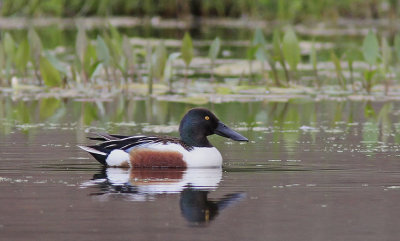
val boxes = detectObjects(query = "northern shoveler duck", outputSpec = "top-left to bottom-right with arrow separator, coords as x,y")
78,107 -> 248,168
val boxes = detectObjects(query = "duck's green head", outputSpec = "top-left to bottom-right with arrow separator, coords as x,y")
179,108 -> 248,147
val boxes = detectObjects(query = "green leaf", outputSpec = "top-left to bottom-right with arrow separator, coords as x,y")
39,56 -> 62,87
395,33 -> 400,62
83,43 -> 98,77
364,69 -> 377,82
282,28 -> 301,71
28,28 -> 42,62
208,37 -> 221,61
122,35 -> 134,66
76,26 -> 87,63
3,32 -> 15,59
88,61 -> 102,79
153,42 -> 167,80
44,51 -> 68,75
272,29 -> 282,61
164,52 -> 181,82
344,47 -> 360,73
103,33 -> 121,65
331,51 -> 346,89
15,38 -> 30,73
0,44 -> 4,69
255,46 -> 268,62
108,22 -> 121,43
181,32 -> 193,67
246,45 -> 259,60
252,28 -> 267,46
96,35 -> 111,65
381,36 -> 391,71
362,30 -> 379,66
331,51 -> 342,72
345,47 -> 360,63
310,40 -> 317,70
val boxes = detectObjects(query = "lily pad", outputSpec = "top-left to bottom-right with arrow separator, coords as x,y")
214,61 -> 264,76
216,87 -> 233,94
157,95 -> 209,105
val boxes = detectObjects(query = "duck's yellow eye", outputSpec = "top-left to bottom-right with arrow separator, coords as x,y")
205,116 -> 210,120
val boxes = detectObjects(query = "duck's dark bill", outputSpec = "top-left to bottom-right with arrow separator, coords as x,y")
214,121 -> 248,142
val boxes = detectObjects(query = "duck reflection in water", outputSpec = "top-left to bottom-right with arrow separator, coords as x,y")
81,167 -> 245,224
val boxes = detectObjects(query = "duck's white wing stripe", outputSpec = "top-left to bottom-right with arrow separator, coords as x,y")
100,135 -> 152,145
77,145 -> 107,156
119,139 -> 159,150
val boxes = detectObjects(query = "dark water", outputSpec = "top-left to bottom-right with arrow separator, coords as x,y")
1,97 -> 400,241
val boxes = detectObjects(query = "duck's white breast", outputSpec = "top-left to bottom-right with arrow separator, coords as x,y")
183,147 -> 222,168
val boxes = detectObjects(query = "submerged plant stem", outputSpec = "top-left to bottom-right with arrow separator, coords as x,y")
268,60 -> 281,87
281,60 -> 290,85
148,75 -> 153,95
313,69 -> 321,90
184,65 -> 188,90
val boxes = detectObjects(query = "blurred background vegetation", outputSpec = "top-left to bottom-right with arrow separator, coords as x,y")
1,0 -> 400,96
0,0 -> 398,21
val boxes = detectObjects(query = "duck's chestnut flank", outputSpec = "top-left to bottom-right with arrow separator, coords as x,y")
78,107 -> 249,168
130,149 -> 186,168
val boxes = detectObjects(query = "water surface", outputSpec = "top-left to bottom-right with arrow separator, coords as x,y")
1,97 -> 400,240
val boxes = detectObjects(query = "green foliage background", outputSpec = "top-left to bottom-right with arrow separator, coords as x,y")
0,0 -> 398,21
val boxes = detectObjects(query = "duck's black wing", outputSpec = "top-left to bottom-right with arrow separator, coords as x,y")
93,135 -> 172,151
88,133 -> 191,151
79,133 -> 191,165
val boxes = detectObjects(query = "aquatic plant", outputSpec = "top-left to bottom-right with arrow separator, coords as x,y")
208,37 -> 221,82
121,35 -> 137,83
252,29 -> 268,85
330,51 -> 347,90
181,32 -> 194,88
164,52 -> 181,93
146,44 -> 154,95
343,47 -> 360,91
271,29 -> 289,86
103,25 -> 129,86
393,33 -> 400,85
310,40 -> 321,89
0,42 -> 4,86
246,40 -> 259,82
27,28 -> 43,84
1,18 -> 400,97
96,35 -> 112,85
380,36 -> 392,95
153,42 -> 168,82
14,38 -> 30,78
282,28 -> 301,84
3,32 -> 15,85
395,34 -> 400,62
144,41 -> 167,95
39,56 -> 62,87
361,30 -> 379,94
75,25 -> 89,84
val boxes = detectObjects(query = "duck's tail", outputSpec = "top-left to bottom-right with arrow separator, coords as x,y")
77,145 -> 109,165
